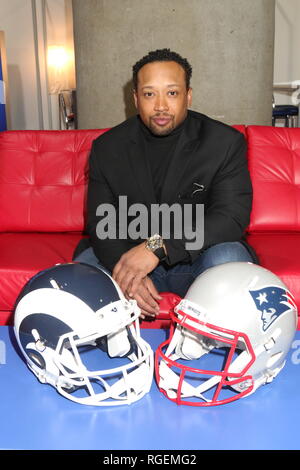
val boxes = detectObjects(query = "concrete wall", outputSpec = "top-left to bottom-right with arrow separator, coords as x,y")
0,0 -> 40,129
0,0 -> 75,129
274,0 -> 300,105
72,0 -> 275,129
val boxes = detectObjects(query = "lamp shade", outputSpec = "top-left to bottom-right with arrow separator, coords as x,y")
47,45 -> 74,94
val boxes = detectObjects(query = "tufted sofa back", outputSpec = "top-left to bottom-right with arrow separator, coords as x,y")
0,129 -> 108,232
1,125 -> 300,235
247,126 -> 300,232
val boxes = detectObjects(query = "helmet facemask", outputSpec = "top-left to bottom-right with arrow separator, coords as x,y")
156,302 -> 259,406
54,321 -> 153,406
24,307 -> 153,406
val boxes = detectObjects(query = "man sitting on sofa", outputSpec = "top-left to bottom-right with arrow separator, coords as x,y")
74,48 -> 257,319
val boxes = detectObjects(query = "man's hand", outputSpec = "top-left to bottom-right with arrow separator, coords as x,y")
112,242 -> 160,297
131,276 -> 162,319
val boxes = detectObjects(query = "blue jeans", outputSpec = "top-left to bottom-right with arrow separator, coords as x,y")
74,242 -> 255,298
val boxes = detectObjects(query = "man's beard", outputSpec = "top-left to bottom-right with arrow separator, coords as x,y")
148,114 -> 175,136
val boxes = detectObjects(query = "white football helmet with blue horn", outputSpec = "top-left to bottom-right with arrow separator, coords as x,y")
14,262 -> 153,406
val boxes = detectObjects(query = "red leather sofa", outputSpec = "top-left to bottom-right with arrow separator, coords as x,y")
0,125 -> 299,328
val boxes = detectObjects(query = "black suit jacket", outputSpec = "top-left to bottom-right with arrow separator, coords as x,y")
85,110 -> 253,272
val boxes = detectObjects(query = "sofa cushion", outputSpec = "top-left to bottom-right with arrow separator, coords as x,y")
247,126 -> 300,232
247,232 -> 300,317
0,232 -> 83,323
0,129 -> 108,232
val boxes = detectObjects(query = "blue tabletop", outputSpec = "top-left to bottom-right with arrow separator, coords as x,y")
0,326 -> 299,450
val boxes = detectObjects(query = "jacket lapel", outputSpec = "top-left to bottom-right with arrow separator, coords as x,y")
161,114 -> 202,202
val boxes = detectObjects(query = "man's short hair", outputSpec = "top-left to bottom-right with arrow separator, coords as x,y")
132,48 -> 192,90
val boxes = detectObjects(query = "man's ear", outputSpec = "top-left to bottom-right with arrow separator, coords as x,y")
187,87 -> 193,108
133,89 -> 138,109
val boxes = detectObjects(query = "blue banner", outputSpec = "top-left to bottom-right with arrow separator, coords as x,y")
0,50 -> 7,131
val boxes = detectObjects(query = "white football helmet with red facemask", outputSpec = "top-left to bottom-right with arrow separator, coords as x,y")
155,262 -> 297,406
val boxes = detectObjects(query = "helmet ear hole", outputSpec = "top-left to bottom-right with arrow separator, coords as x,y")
27,349 -> 46,369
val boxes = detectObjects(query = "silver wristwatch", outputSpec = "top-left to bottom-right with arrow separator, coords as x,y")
145,233 -> 167,261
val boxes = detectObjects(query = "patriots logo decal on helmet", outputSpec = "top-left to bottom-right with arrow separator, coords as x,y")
249,286 -> 296,332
